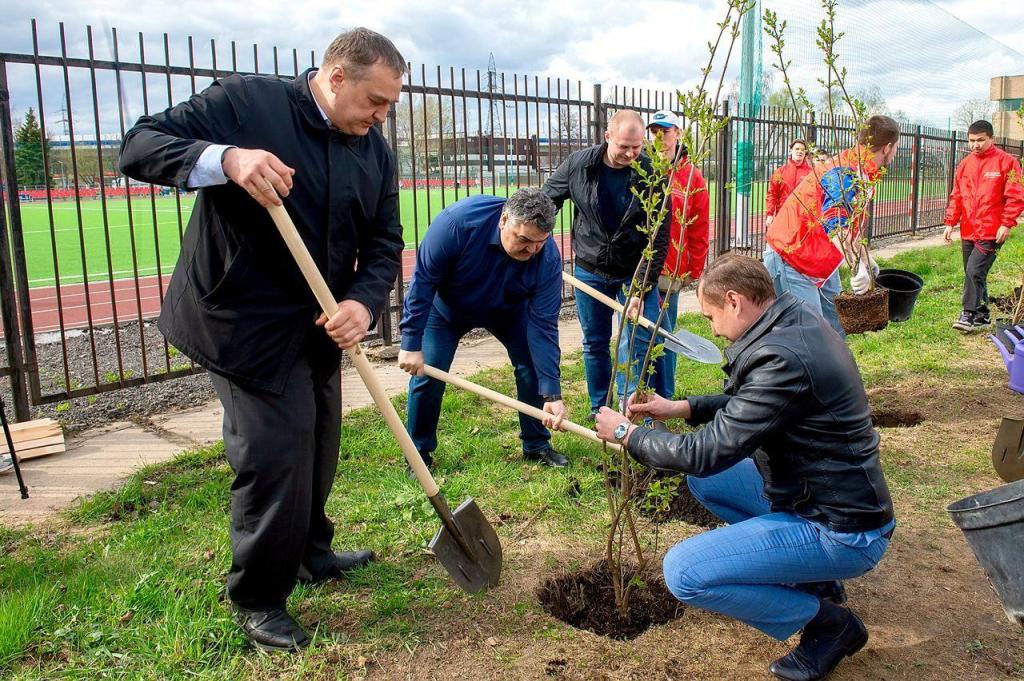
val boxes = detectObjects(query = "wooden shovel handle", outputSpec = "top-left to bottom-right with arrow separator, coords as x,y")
422,365 -> 620,451
266,204 -> 439,497
562,271 -> 658,335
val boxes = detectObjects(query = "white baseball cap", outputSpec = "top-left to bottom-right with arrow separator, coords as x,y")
648,110 -> 680,129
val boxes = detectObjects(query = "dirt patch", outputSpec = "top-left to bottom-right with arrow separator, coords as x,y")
991,287 -> 1021,316
638,476 -> 724,528
537,560 -> 684,640
871,409 -> 924,428
836,288 -> 889,335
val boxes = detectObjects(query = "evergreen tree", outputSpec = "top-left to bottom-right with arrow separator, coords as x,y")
14,108 -> 49,188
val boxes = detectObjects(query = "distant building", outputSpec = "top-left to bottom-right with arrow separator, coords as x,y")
991,75 -> 1024,140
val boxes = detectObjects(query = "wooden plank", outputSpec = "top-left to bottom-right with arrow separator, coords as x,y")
0,434 -> 65,455
14,443 -> 66,461
7,418 -> 58,434
3,419 -> 61,444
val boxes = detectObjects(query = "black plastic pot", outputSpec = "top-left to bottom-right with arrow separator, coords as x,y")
995,319 -> 1022,355
876,268 -> 924,322
948,479 -> 1024,627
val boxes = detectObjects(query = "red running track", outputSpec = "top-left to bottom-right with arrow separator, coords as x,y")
13,199 -> 936,337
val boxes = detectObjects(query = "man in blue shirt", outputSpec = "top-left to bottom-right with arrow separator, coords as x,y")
398,189 -> 569,468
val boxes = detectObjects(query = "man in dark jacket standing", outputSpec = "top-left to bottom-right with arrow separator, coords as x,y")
119,28 -> 406,652
543,110 -> 670,418
594,255 -> 895,681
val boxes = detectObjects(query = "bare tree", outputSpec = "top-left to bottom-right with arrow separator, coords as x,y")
395,94 -> 457,176
952,98 -> 993,131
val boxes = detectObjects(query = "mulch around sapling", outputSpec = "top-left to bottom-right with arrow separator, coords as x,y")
835,288 -> 889,335
537,559 -> 684,639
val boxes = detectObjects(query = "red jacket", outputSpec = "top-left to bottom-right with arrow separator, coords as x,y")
662,158 -> 710,280
766,146 -> 880,287
944,146 -> 1024,241
766,158 -> 814,217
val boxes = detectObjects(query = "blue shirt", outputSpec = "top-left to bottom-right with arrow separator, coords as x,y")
400,194 -> 563,396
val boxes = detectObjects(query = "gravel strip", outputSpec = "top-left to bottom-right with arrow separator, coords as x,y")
1,303 -> 581,435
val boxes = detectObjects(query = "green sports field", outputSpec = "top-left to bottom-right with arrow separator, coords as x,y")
12,177 -> 948,288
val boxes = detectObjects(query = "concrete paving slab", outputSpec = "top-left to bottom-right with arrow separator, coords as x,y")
0,423 -> 183,527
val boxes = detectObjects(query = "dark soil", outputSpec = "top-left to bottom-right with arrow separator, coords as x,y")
638,475 -> 723,528
992,287 -> 1022,317
537,560 -> 684,639
835,288 -> 889,334
871,408 -> 923,428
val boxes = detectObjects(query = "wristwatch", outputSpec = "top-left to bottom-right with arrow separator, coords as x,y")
613,422 -> 630,443
542,393 -> 562,403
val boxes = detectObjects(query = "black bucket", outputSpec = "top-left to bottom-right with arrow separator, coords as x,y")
947,479 -> 1024,626
876,268 -> 924,322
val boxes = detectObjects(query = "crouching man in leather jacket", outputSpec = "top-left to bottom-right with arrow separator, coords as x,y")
594,254 -> 895,681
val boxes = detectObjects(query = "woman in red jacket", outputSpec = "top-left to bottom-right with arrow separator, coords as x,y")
944,120 -> 1024,331
766,139 -> 813,226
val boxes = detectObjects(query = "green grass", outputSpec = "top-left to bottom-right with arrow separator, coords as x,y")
16,188 -> 558,287
15,175 -> 950,288
1,232 -> 1019,678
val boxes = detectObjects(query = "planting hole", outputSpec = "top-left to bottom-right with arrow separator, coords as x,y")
871,409 -> 923,428
537,560 -> 684,639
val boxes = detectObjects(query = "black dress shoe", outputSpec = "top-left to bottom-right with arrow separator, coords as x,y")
297,550 -> 376,585
769,602 -> 868,681
795,580 -> 847,605
233,605 -> 309,652
524,446 -> 569,468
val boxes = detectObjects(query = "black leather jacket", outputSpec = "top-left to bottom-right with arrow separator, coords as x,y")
627,293 -> 894,533
542,143 -> 669,279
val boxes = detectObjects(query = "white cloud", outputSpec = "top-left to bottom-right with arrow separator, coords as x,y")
2,0 -> 1022,131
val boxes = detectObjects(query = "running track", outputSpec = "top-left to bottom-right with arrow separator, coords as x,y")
14,198 -> 945,336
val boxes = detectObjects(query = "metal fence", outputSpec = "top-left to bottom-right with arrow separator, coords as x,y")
1,22 -> 1022,420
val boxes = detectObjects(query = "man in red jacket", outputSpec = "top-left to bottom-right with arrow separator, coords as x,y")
765,139 -> 813,227
616,110 -> 710,399
944,120 -> 1024,331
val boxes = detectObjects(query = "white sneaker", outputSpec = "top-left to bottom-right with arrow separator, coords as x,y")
0,454 -> 13,475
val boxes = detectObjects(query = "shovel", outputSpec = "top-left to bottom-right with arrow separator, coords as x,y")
563,271 -> 722,364
420,365 -> 622,451
266,204 -> 501,594
993,417 -> 1024,483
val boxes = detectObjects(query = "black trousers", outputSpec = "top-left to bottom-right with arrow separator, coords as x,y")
209,352 -> 341,610
961,239 -> 1000,315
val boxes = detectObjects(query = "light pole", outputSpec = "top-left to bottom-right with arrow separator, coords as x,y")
52,160 -> 67,189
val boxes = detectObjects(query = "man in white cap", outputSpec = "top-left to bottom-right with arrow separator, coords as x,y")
616,110 -> 710,400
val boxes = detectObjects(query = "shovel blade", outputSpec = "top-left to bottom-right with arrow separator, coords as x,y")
993,417 -> 1024,483
428,497 -> 502,593
659,326 -> 723,364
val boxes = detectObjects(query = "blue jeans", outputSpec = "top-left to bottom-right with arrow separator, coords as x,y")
763,247 -> 845,337
573,264 -> 666,412
660,290 -> 681,399
406,307 -> 549,456
662,458 -> 892,640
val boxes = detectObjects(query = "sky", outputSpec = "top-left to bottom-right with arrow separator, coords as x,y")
2,0 -> 1022,131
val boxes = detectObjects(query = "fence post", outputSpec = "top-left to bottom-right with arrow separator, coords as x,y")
947,129 -> 958,200
910,124 -> 922,236
592,84 -> 604,145
0,60 -> 32,421
715,100 -> 732,256
381,101 -> 402,347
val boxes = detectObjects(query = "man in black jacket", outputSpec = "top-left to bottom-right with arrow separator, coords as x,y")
594,255 -> 895,681
119,28 -> 406,652
542,111 -> 670,418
